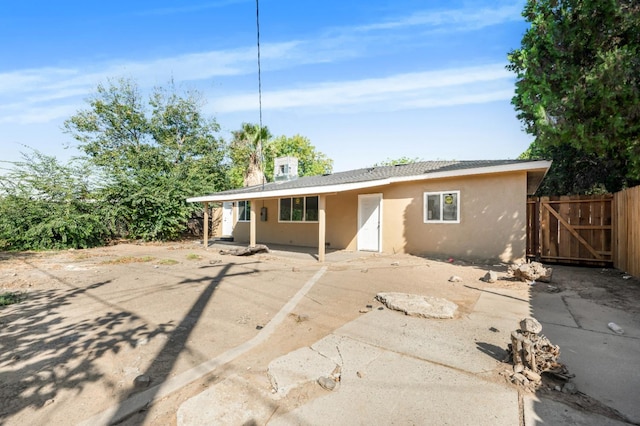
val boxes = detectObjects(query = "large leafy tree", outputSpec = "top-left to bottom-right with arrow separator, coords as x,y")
508,0 -> 640,194
263,134 -> 333,180
64,78 -> 228,240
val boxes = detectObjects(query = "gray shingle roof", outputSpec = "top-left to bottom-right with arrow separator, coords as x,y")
194,160 -> 538,199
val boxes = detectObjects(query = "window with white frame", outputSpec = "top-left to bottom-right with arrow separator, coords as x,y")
238,200 -> 251,222
424,191 -> 460,223
279,196 -> 319,222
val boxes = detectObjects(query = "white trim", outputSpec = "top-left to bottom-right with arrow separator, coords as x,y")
357,193 -> 382,252
424,190 -> 460,224
221,202 -> 234,236
186,161 -> 552,203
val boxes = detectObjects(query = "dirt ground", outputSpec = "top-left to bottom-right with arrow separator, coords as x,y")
1,241 -> 638,425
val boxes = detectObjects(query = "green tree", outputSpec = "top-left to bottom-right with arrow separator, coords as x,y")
227,127 -> 333,187
228,123 -> 271,188
64,78 -> 228,240
263,134 -> 333,180
373,156 -> 423,167
0,149 -> 109,250
508,0 -> 640,193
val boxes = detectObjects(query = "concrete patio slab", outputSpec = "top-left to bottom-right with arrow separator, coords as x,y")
176,375 -> 277,426
468,287 -> 533,346
562,296 -> 640,338
270,341 -> 519,426
332,309 -> 502,374
267,347 -> 339,396
527,291 -> 579,328
540,322 -> 640,424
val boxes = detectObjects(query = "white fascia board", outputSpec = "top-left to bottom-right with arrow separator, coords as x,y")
187,179 -> 393,203
186,161 -> 552,203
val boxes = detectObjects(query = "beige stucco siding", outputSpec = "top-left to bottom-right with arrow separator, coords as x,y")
219,170 -> 527,262
228,197 -> 352,248
379,171 -> 527,262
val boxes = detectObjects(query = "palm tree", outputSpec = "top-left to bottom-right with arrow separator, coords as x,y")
229,123 -> 271,187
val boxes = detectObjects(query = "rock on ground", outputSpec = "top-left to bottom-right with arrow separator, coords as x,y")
375,292 -> 458,319
509,262 -> 553,283
520,317 -> 543,334
482,271 -> 498,283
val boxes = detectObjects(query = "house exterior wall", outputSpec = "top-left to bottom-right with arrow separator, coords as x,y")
226,170 -> 527,262
380,171 -> 527,262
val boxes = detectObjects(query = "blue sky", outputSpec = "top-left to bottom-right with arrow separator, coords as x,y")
0,0 -> 532,172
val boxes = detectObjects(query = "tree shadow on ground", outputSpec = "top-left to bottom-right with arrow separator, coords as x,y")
0,278 -> 174,422
106,262 -> 259,424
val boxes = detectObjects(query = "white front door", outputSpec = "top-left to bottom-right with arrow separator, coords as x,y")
357,194 -> 382,252
222,202 -> 233,236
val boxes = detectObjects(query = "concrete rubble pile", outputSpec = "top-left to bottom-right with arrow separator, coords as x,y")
505,317 -> 574,391
508,261 -> 553,283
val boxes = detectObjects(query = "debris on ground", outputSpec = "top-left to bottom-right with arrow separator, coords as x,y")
134,374 -> 151,388
508,261 -> 553,283
317,376 -> 337,391
607,322 -> 624,334
289,313 -> 309,323
505,317 -> 574,392
375,292 -> 458,319
448,275 -> 463,282
481,270 -> 497,283
219,244 -> 269,256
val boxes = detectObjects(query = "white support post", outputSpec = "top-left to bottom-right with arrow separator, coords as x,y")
250,203 -> 257,247
203,202 -> 209,249
318,195 -> 326,262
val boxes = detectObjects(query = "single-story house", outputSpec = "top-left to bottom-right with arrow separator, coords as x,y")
187,159 -> 551,262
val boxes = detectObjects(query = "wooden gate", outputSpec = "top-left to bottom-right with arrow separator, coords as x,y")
527,195 -> 613,265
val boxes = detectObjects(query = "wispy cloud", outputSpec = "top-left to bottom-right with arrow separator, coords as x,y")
0,3 -> 522,124
0,42 -> 301,124
211,64 -> 514,113
354,3 -> 523,33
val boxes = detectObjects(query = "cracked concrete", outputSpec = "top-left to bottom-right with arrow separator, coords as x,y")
267,346 -> 340,396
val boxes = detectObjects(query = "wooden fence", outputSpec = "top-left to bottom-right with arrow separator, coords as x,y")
614,185 -> 640,277
527,195 -> 613,265
528,186 -> 639,277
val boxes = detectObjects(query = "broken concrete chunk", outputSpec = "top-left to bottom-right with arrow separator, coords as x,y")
509,261 -> 553,283
520,317 -> 542,334
448,275 -> 463,282
375,292 -> 458,319
512,373 -> 527,384
522,370 -> 541,383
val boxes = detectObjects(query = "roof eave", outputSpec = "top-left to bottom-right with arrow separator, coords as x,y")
186,160 -> 553,203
